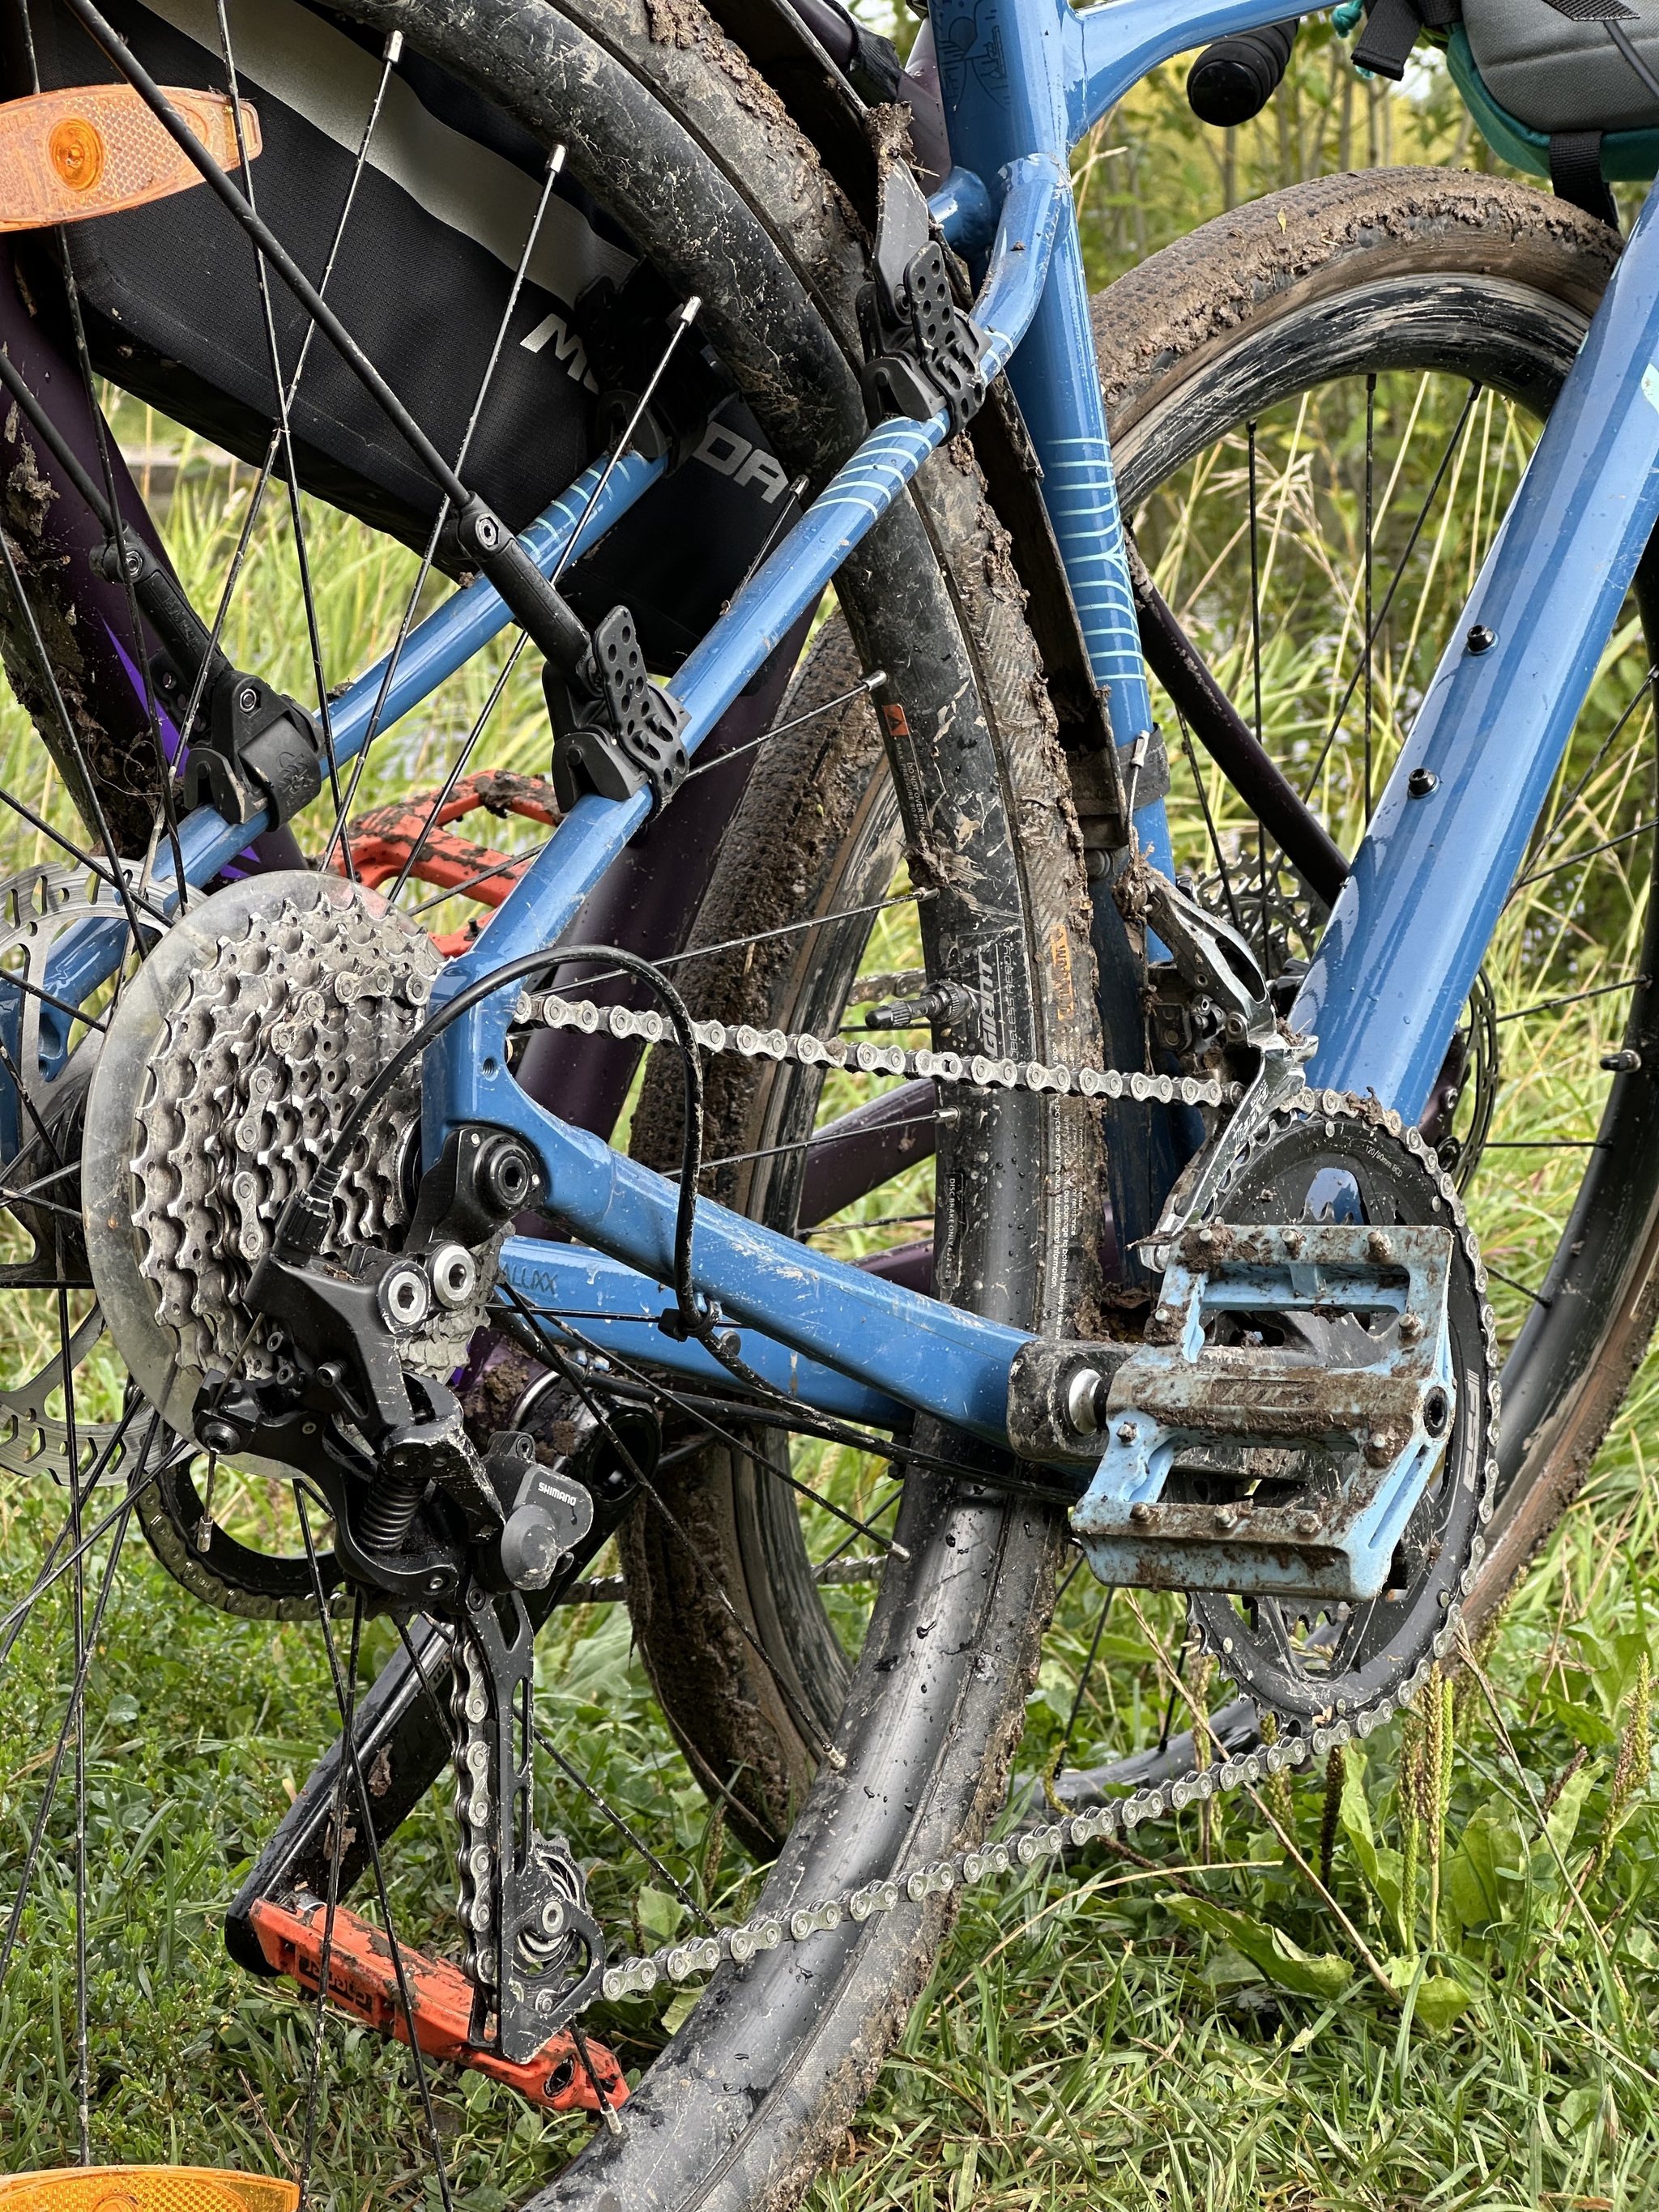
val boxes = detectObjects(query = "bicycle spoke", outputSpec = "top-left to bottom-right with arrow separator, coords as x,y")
1495,975 -> 1647,1023
1486,1263 -> 1552,1307
1299,381 -> 1482,803
1520,668 -> 1657,873
1363,371 -> 1375,823
1056,1586 -> 1113,1774
58,1287 -> 90,2161
675,1111 -> 938,1183
498,1298 -> 853,1768
1247,419 -> 1267,973
322,144 -> 569,869
684,671 -> 886,782
0,525 -> 148,957
1510,816 -> 1658,895
1175,711 -> 1247,938
297,1588 -> 364,2212
565,889 -> 934,992
0,1471 -> 133,1995
535,1731 -> 714,1930
0,1396 -> 146,1673
384,639 -> 530,906
548,296 -> 699,592
0,1423 -> 171,1659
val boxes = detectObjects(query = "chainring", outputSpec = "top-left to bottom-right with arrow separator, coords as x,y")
1182,1089 -> 1496,1735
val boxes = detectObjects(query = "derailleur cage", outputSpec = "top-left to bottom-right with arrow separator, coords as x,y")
454,1588 -> 607,2055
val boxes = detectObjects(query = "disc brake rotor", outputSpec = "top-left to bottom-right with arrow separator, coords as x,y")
0,859 -> 167,1489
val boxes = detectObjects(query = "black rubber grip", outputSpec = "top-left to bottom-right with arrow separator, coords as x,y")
1186,19 -> 1300,126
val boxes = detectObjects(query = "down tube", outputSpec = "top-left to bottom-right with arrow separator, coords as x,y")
1294,174 -> 1659,1117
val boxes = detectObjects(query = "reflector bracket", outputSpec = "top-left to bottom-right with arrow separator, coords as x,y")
0,84 -> 257,229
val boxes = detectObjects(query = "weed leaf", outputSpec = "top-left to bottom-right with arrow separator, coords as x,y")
1162,1894 -> 1354,1998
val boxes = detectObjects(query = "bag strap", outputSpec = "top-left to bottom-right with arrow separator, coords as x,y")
1549,130 -> 1619,225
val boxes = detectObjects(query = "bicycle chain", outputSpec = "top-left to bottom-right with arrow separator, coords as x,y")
450,1622 -> 501,2000
505,1001 -> 1495,2011
518,989 -> 1245,1111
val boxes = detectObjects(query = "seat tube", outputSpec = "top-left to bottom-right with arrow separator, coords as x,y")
1004,216 -> 1174,874
929,0 -> 1172,871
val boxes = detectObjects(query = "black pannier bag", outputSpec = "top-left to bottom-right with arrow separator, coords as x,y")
15,0 -> 799,669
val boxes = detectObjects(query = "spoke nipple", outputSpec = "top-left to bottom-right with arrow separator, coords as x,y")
889,1542 -> 911,1562
1407,766 -> 1439,799
1602,1047 -> 1644,1072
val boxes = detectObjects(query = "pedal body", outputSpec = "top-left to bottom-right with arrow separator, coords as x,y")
247,1894 -> 626,2115
1068,1223 -> 1456,1601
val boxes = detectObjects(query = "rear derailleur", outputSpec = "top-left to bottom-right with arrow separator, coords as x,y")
197,1119 -> 635,2054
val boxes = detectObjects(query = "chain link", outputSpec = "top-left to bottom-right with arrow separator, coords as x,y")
517,990 -> 1245,1112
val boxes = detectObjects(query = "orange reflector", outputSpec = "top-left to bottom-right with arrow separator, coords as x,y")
0,85 -> 258,230
0,2171 -> 296,2212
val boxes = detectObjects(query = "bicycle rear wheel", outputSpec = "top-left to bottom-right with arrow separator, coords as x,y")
0,2 -> 1105,2205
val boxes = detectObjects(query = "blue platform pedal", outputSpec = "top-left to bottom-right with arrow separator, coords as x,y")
1066,1221 -> 1456,1603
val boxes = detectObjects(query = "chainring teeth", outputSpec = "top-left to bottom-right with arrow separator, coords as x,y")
1182,1087 -> 1497,1743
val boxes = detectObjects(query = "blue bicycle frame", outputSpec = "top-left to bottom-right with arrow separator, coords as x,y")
45,0 -> 1659,1457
